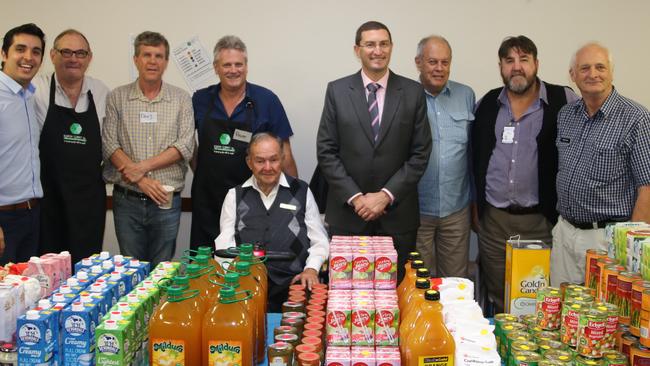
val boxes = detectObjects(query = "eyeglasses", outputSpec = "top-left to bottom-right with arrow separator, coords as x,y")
55,48 -> 90,59
359,42 -> 392,51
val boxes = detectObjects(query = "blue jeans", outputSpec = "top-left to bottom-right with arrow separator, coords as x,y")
112,189 -> 181,268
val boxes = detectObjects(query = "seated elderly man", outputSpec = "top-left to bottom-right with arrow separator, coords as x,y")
214,132 -> 329,311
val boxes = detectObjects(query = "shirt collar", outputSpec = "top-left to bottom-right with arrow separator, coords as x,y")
575,86 -> 619,118
424,82 -> 450,98
53,72 -> 90,95
497,77 -> 546,106
0,70 -> 36,95
361,69 -> 389,91
128,79 -> 169,102
242,173 -> 289,194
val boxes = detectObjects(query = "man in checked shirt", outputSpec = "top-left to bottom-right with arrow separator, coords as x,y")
102,31 -> 195,267
552,43 -> 650,286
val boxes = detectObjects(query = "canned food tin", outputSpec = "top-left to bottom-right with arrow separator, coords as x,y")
268,341 -> 293,366
496,314 -> 520,346
565,285 -> 593,300
537,287 -> 563,330
538,339 -> 565,356
643,289 -> 650,311
539,360 -> 570,366
630,343 -> 650,365
631,280 -> 650,336
640,316 -> 650,347
616,271 -> 642,325
571,295 -> 595,304
511,350 -> 542,366
602,265 -> 626,305
537,330 -> 561,343
614,324 -> 629,351
600,349 -> 628,366
619,332 -> 638,357
586,249 -> 608,293
520,313 -> 538,330
574,355 -> 602,366
561,302 -> 586,347
544,349 -> 573,364
593,302 -> 620,349
596,257 -> 616,301
576,307 -> 608,358
500,322 -> 527,358
506,331 -> 532,362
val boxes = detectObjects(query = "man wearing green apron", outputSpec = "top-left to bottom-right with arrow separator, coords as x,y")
190,35 -> 297,250
34,29 -> 109,264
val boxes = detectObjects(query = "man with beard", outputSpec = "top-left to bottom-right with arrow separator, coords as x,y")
471,36 -> 578,313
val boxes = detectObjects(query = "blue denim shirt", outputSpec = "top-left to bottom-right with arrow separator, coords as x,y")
418,80 -> 475,217
0,71 -> 42,205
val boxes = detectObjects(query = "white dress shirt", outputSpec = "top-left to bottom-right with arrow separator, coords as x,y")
214,173 -> 330,272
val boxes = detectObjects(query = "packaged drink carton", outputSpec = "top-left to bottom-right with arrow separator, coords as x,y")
41,252 -> 69,287
61,302 -> 97,366
352,290 -> 375,300
326,346 -> 351,366
17,310 -> 55,365
352,249 -> 375,289
350,346 -> 376,366
117,269 -> 139,295
23,256 -> 59,298
78,266 -> 104,283
95,320 -> 132,366
44,305 -> 66,365
3,275 -> 40,310
504,240 -> 550,316
58,251 -> 72,279
58,283 -> 86,296
375,346 -> 401,366
127,259 -> 150,279
152,261 -> 180,277
134,281 -> 161,305
375,301 -> 399,346
330,250 -> 353,289
0,284 -> 18,342
85,285 -> 113,315
374,250 -> 398,290
614,223 -> 650,265
90,251 -> 112,261
1,281 -> 25,327
75,258 -> 97,274
327,301 -> 352,346
351,300 -> 375,346
113,302 -> 145,346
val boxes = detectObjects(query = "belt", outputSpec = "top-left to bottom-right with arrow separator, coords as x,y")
565,217 -> 628,230
496,205 -> 540,215
0,198 -> 40,211
113,185 -> 178,200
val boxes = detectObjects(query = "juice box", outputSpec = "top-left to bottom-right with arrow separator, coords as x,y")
326,346 -> 350,366
504,240 -> 550,316
352,249 -> 374,289
58,251 -> 72,279
614,223 -> 650,265
127,259 -> 151,279
17,310 -> 55,365
375,301 -> 399,346
41,253 -> 67,288
62,302 -> 97,366
23,256 -> 60,298
375,346 -> 401,366
351,300 -> 375,346
350,346 -> 375,366
95,320 -> 132,366
374,250 -> 398,290
75,257 -> 97,274
326,301 -> 351,346
0,284 -> 18,342
329,250 -> 353,289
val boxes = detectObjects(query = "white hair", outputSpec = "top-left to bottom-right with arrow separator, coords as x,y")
569,42 -> 614,72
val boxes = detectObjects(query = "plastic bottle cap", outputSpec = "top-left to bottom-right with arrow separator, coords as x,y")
113,255 -> 124,263
167,286 -> 183,297
99,251 -> 110,259
415,278 -> 431,289
90,284 -> 103,292
52,293 -> 65,302
239,243 -> 254,253
411,260 -> 425,269
129,259 -> 140,266
143,281 -> 154,289
104,320 -> 117,329
114,264 -> 126,273
76,271 -> 88,280
408,251 -> 421,260
219,287 -> 236,298
239,252 -> 253,261
80,294 -> 92,303
66,278 -> 79,286
82,258 -> 92,266
194,255 -> 208,265
235,261 -> 250,273
416,268 -> 431,278
30,257 -> 41,263
91,265 -> 102,273
185,263 -> 200,274
162,262 -> 173,269
197,246 -> 212,256
59,285 -> 72,294
26,310 -> 39,320
173,276 -> 189,286
425,289 -> 440,301
102,260 -> 113,269
60,251 -> 70,256
110,272 -> 121,280
71,302 -> 84,311
224,272 -> 240,284
127,294 -> 138,303
38,299 -> 52,309
110,311 -> 122,320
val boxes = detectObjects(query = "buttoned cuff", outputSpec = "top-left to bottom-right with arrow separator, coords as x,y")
347,192 -> 363,206
305,257 -> 325,272
381,188 -> 395,204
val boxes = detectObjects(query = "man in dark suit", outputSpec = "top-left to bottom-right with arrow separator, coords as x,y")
316,21 -> 432,282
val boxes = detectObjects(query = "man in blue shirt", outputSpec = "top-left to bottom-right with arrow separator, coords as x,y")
0,23 -> 45,265
414,35 -> 475,278
190,35 -> 297,251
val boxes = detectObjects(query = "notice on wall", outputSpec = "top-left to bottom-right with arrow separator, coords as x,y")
171,36 -> 218,93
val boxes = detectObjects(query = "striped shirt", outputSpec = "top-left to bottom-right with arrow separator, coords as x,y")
556,88 -> 650,223
102,81 -> 195,191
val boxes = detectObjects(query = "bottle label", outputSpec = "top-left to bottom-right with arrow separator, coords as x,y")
418,355 -> 454,366
151,338 -> 185,365
209,341 -> 242,365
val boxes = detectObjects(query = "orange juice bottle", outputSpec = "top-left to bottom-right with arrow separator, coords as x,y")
398,259 -> 425,301
401,278 -> 431,321
402,290 -> 455,366
202,286 -> 254,366
234,261 -> 266,364
399,268 -> 430,311
185,263 -> 215,313
171,275 -> 204,315
197,246 -> 223,275
149,285 -> 202,365
404,251 -> 421,274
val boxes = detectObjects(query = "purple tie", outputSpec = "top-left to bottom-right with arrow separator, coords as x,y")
367,83 -> 380,140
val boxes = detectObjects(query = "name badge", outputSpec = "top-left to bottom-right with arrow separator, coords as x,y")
280,203 -> 297,211
233,129 -> 252,143
140,112 -> 157,123
501,126 -> 515,144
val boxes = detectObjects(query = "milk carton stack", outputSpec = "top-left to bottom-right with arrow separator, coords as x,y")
326,236 -> 401,366
439,277 -> 501,366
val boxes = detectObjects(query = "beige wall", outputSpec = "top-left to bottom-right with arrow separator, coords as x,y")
4,0 -> 648,257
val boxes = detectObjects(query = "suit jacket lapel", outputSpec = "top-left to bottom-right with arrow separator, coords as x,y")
376,71 -> 401,146
349,72 -> 375,145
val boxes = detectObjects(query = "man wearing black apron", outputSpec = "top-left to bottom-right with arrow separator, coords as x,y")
190,35 -> 297,250
33,30 -> 109,264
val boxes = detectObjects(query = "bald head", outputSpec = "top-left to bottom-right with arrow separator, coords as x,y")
415,35 -> 452,95
569,42 -> 614,101
570,42 -> 613,73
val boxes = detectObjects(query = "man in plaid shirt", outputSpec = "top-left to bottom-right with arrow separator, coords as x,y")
552,43 -> 650,285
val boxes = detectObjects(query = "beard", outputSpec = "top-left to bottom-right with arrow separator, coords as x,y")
502,73 -> 537,95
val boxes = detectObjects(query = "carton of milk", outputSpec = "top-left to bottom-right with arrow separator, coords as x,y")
504,239 -> 550,316
17,310 -> 55,365
95,320 -> 132,366
62,302 -> 98,366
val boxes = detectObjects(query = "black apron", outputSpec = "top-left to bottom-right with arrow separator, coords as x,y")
190,94 -> 254,249
39,74 -> 106,263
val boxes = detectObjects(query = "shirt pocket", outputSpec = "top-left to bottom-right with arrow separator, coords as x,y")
446,111 -> 474,143
590,145 -> 625,183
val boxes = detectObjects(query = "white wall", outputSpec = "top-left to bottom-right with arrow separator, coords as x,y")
4,0 -> 649,258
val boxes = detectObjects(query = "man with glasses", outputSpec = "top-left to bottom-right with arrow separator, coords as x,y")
0,23 -> 46,265
316,21 -> 431,282
34,29 -> 109,263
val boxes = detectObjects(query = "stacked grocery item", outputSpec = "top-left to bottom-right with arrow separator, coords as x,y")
606,222 -> 650,277
504,239 -> 551,316
326,236 -> 400,365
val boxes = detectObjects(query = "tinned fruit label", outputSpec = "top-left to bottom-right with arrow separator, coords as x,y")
151,339 -> 184,366
208,341 -> 242,365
